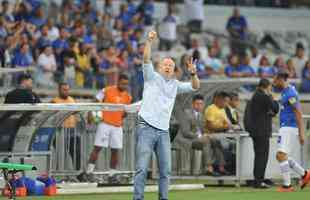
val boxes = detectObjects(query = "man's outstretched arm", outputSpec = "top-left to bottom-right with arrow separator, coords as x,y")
143,31 -> 157,81
143,31 -> 156,63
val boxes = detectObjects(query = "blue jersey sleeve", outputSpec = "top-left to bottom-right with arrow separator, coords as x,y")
286,88 -> 300,109
225,66 -> 233,76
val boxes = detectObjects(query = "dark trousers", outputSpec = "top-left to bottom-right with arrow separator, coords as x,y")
252,137 -> 270,183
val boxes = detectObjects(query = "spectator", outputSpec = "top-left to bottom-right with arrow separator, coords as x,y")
158,5 -> 177,51
248,78 -> 279,188
52,26 -> 69,63
116,3 -> 132,29
204,91 -> 231,175
184,0 -> 204,33
258,56 -> 276,78
192,49 -> 208,79
1,0 -> 14,22
85,74 -> 132,183
4,74 -> 40,104
226,7 -> 248,57
205,47 -> 224,77
51,82 -> 80,170
301,61 -> 310,93
101,46 -> 119,86
292,43 -> 308,78
96,25 -> 113,49
273,56 -> 286,72
46,19 -> 59,42
81,0 -> 98,27
115,50 -> 129,74
249,46 -> 262,73
225,54 -> 255,78
75,43 -> 93,88
28,5 -> 46,28
225,92 -> 240,127
35,25 -> 52,55
286,58 -> 297,78
103,0 -> 114,17
187,38 -> 208,62
11,43 -> 34,68
179,54 -> 191,81
13,2 -> 30,22
137,0 -> 154,27
116,30 -> 133,52
36,45 -> 57,88
61,37 -> 78,87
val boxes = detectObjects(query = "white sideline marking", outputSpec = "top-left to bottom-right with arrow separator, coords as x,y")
57,184 -> 205,195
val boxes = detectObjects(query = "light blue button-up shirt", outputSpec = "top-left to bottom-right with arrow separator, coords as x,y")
138,62 -> 195,130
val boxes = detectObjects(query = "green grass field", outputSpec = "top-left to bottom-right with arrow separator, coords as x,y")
1,187 -> 309,200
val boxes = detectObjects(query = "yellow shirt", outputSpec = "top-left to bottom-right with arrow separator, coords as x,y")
204,104 -> 228,133
51,96 -> 77,128
75,53 -> 91,87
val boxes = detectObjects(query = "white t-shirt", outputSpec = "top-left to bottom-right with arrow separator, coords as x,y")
37,53 -> 57,72
48,27 -> 60,41
158,15 -> 177,41
250,54 -> 262,74
184,0 -> 204,22
292,56 -> 308,78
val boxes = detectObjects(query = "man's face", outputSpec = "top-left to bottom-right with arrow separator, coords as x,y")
233,8 -> 240,17
192,99 -> 204,113
22,79 -> 33,90
59,84 -> 70,99
21,44 -> 29,54
158,58 -> 175,79
273,77 -> 284,90
230,96 -> 240,109
118,79 -> 129,91
217,97 -> 229,109
60,29 -> 68,39
297,48 -> 304,58
231,56 -> 239,66
42,26 -> 49,36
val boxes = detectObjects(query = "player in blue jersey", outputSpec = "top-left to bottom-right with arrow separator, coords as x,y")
273,71 -> 310,192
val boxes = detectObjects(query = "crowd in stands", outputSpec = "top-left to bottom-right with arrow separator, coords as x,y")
0,0 -> 309,103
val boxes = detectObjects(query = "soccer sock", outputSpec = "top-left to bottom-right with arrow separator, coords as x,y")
279,160 -> 291,186
288,158 -> 306,177
86,163 -> 95,174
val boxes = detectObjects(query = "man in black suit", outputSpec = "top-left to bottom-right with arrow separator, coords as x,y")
249,78 -> 279,188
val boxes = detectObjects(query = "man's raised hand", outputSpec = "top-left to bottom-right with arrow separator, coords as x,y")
186,57 -> 197,75
147,31 -> 157,43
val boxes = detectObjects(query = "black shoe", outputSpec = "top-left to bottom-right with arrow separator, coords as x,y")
77,172 -> 88,182
264,179 -> 275,186
254,182 -> 270,189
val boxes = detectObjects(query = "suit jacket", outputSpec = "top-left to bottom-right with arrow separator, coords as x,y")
174,109 -> 205,147
249,89 -> 279,138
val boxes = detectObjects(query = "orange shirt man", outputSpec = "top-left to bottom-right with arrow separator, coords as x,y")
86,74 -> 132,179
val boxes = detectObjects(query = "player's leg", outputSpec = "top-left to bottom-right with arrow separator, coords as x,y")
109,126 -> 123,176
286,128 -> 310,189
276,127 -> 293,191
87,122 -> 110,174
